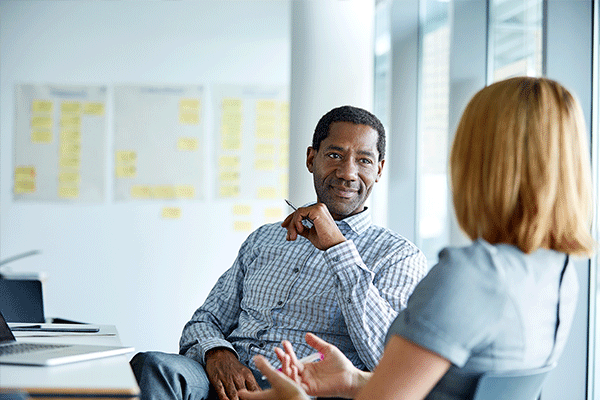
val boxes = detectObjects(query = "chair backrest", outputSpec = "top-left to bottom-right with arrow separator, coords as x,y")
471,363 -> 556,400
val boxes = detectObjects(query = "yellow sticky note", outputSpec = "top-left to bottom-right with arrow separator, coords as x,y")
255,143 -> 275,156
222,98 -> 242,112
219,171 -> 240,182
219,156 -> 240,169
255,159 -> 275,171
83,102 -> 105,115
233,204 -> 252,215
59,156 -> 80,168
131,185 -> 152,199
279,155 -> 289,169
264,207 -> 283,220
116,165 -> 136,178
58,186 -> 79,199
180,98 -> 200,111
221,136 -> 241,150
32,100 -> 53,113
14,166 -> 36,180
59,172 -> 80,184
234,220 -> 252,232
61,101 -> 81,114
116,151 -> 137,163
257,100 -> 277,114
31,116 -> 53,129
60,129 -> 81,142
175,185 -> 195,198
257,186 -> 277,199
179,113 -> 199,125
152,185 -> 175,199
219,185 -> 240,198
162,207 -> 182,219
60,142 -> 81,155
60,115 -> 81,128
221,112 -> 242,127
256,124 -> 276,139
14,181 -> 36,194
177,138 -> 199,151
31,129 -> 53,143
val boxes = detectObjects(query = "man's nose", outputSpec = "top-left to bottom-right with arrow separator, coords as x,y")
336,159 -> 358,180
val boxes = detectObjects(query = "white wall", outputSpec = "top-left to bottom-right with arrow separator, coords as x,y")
0,0 -> 291,354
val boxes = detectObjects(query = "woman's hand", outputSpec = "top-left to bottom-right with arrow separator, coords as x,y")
275,332 -> 371,399
237,356 -> 310,400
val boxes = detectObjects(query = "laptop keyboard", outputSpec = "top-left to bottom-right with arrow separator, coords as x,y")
0,342 -> 69,356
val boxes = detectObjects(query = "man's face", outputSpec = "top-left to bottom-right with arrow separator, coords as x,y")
307,121 -> 384,220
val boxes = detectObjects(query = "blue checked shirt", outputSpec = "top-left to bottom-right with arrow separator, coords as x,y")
179,208 -> 426,372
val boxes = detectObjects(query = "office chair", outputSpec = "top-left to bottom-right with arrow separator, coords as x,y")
471,363 -> 556,400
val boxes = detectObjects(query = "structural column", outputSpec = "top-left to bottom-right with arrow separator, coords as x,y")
289,0 -> 375,207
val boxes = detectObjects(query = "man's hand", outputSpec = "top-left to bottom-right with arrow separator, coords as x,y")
281,203 -> 346,251
205,348 -> 261,400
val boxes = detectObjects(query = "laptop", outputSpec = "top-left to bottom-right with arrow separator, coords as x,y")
0,311 -> 134,366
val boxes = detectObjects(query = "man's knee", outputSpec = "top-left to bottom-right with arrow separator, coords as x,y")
130,351 -> 211,399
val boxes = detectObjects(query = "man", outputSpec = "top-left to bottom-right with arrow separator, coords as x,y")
130,105 -> 427,400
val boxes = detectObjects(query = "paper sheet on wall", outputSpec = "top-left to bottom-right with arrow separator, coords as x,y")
13,84 -> 107,202
212,85 -> 289,201
113,85 -> 205,201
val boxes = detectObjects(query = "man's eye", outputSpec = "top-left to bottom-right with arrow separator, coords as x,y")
360,158 -> 373,164
328,153 -> 341,159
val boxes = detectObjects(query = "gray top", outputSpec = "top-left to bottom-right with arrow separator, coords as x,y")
387,239 -> 578,399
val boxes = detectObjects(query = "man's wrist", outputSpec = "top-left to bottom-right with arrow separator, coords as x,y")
205,347 -> 238,363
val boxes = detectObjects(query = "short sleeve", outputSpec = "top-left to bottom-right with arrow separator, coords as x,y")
386,243 -> 507,367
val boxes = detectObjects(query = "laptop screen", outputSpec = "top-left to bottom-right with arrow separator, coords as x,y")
0,312 -> 17,343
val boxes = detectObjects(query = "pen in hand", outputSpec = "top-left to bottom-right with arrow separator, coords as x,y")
285,199 -> 314,228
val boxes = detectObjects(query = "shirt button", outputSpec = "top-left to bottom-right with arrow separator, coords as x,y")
346,298 -> 352,304
293,267 -> 299,273
259,341 -> 266,348
332,256 -> 340,262
277,300 -> 283,306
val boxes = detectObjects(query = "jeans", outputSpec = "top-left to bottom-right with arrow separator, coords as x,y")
130,351 -> 270,400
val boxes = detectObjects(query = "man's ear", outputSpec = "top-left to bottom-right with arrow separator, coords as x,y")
375,159 -> 385,182
306,147 -> 316,173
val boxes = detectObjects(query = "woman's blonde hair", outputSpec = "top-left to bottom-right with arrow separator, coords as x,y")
450,76 -> 595,256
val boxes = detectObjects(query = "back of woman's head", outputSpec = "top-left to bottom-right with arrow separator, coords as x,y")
450,76 -> 595,256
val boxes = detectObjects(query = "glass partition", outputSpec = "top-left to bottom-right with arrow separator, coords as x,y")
488,0 -> 543,82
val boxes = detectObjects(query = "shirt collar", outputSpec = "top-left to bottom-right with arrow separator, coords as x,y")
338,207 -> 372,235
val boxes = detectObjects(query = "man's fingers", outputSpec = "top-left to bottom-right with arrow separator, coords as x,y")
244,372 -> 261,392
212,380 -> 231,400
222,377 -> 240,400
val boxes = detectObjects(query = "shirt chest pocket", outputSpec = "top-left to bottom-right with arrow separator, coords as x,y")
241,246 -> 290,309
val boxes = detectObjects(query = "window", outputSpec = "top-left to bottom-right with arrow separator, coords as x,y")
417,0 -> 451,265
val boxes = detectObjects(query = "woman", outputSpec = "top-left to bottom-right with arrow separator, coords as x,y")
238,77 -> 596,400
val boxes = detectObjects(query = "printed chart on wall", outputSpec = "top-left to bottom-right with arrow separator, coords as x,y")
212,85 -> 289,203
113,85 -> 205,202
13,84 -> 107,202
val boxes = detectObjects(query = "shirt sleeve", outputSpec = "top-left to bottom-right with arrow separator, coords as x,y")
323,238 -> 427,370
386,245 -> 507,367
178,237 -> 253,365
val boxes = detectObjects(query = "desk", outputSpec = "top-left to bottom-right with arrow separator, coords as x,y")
1,324 -> 140,399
